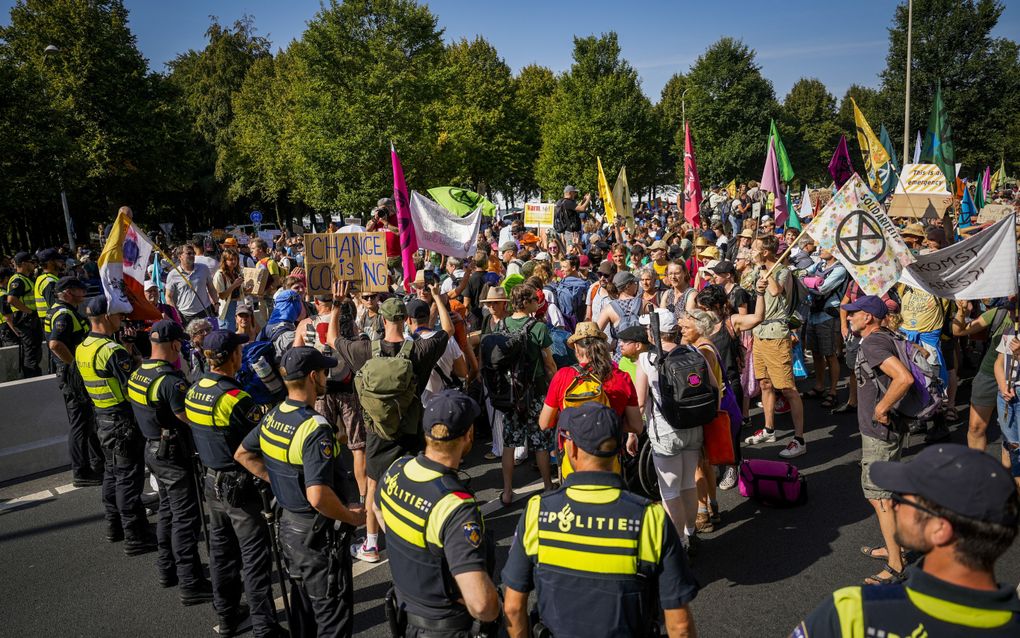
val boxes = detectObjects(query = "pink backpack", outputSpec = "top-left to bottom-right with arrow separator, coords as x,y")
738,459 -> 807,507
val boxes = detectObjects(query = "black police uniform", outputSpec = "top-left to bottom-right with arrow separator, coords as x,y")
185,372 -> 278,636
377,454 -> 490,637
128,359 -> 207,591
241,398 -> 354,638
47,300 -> 104,481
8,270 -> 42,377
75,331 -> 150,545
791,566 -> 1020,637
502,471 -> 699,638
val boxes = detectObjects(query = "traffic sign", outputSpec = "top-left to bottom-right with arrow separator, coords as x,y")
249,210 -> 263,224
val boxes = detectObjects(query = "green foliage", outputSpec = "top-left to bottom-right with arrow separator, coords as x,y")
683,38 -> 777,185
656,73 -> 688,184
509,64 -> 557,200
780,78 -> 841,185
536,33 -> 659,200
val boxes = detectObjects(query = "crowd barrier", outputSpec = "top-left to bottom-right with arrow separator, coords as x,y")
0,374 -> 69,483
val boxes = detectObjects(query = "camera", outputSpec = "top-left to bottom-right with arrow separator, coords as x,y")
374,207 -> 389,219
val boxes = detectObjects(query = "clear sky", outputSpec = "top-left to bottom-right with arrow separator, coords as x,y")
5,0 -> 1020,101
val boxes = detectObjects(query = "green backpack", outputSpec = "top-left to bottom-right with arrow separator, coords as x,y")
355,340 -> 418,440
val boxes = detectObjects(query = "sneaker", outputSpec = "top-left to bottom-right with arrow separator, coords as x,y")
779,439 -> 806,459
350,539 -> 380,563
744,428 -> 776,445
718,466 -> 738,490
774,395 -> 791,414
695,511 -> 714,533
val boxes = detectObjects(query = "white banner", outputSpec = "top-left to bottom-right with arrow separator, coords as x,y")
409,191 -> 481,259
899,213 -> 1017,300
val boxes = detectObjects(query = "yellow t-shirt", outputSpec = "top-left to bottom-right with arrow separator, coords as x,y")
899,285 -> 948,332
652,260 -> 668,279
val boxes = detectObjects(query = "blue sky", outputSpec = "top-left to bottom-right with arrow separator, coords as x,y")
5,0 -> 1020,100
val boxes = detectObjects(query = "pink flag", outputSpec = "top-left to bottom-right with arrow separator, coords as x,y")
760,137 -> 788,226
982,166 -> 991,193
391,143 -> 417,292
682,122 -> 702,226
828,135 -> 854,188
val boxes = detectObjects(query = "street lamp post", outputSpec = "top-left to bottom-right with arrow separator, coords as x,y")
43,44 -> 76,252
902,0 -> 913,162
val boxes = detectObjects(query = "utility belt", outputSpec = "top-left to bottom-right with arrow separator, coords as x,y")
384,587 -> 499,638
529,610 -> 659,638
95,409 -> 139,456
149,428 -> 185,463
206,467 -> 256,508
58,362 -> 88,397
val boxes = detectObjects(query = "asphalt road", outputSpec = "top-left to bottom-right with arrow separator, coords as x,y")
3,378 -> 1019,637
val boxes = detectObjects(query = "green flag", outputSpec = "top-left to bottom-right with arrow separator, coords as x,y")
785,189 -> 800,231
769,120 -> 795,183
426,187 -> 496,218
920,83 -> 956,186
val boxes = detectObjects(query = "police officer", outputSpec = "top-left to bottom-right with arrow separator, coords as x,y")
34,247 -> 62,327
7,251 -> 42,377
502,402 -> 699,638
0,267 -> 16,346
76,296 -> 155,554
46,277 -> 104,486
184,329 -> 282,637
235,346 -> 368,638
376,390 -> 501,638
792,444 -> 1020,638
127,319 -> 213,604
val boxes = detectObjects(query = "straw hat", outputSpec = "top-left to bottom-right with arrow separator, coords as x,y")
901,223 -> 925,238
567,321 -> 608,345
221,237 -> 239,248
738,228 -> 755,239
480,287 -> 509,304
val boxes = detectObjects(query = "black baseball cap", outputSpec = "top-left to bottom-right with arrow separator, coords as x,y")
617,324 -> 650,345
149,319 -> 186,343
85,296 -> 109,317
37,248 -> 60,263
202,330 -> 248,358
279,346 -> 337,380
423,390 -> 480,441
871,444 -> 1019,526
14,251 -> 36,265
55,276 -> 86,293
405,298 -> 430,321
559,403 -> 620,457
707,260 -> 735,276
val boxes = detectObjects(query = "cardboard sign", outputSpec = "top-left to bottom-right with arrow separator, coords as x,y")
304,232 -> 389,296
524,202 -> 555,228
977,203 -> 1013,223
242,267 -> 269,296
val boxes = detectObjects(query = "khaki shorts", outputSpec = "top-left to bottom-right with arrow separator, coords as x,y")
315,391 -> 366,451
753,337 -> 796,390
861,431 -> 905,500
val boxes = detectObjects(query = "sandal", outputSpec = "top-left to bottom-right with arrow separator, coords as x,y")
820,394 -> 837,409
860,545 -> 898,561
498,492 -> 514,507
802,388 -> 825,399
831,401 -> 857,414
863,563 -> 907,585
945,407 -> 960,423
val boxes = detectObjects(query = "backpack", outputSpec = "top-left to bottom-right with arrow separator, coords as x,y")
609,297 -> 642,339
648,313 -> 718,429
738,459 -> 808,507
355,340 -> 418,440
857,329 -> 946,421
236,325 -> 289,406
561,365 -> 610,410
549,326 -> 578,368
787,272 -> 811,329
480,318 -> 538,414
553,199 -> 568,233
548,277 -> 589,330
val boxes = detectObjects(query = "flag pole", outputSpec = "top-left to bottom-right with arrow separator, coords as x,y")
765,226 -> 810,279
902,0 -> 914,161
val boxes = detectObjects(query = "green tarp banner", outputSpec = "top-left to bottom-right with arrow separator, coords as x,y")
427,187 -> 496,218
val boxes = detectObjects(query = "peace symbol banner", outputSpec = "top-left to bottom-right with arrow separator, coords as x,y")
805,174 -> 915,297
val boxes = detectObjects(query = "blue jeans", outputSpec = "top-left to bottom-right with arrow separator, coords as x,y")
898,328 -> 948,386
996,393 -> 1020,477
729,215 -> 744,237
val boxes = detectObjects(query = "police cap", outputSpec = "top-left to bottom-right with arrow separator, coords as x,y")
149,319 -> 186,343
202,330 -> 248,358
279,346 -> 337,380
559,403 -> 620,457
871,443 -> 1019,526
85,296 -> 109,317
423,390 -> 480,441
13,251 -> 36,265
37,248 -> 60,263
55,276 -> 86,293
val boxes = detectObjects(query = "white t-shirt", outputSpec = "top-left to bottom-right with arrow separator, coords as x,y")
638,350 -> 704,455
418,329 -> 464,401
440,269 -> 465,295
498,226 -> 514,247
195,254 -> 219,274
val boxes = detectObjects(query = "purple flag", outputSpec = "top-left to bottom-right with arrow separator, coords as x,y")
391,143 -> 418,292
760,137 -> 788,226
828,135 -> 854,188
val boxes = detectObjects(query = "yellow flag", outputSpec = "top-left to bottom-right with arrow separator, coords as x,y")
851,98 -> 891,194
612,165 -> 634,232
726,178 -> 737,199
597,156 -> 617,224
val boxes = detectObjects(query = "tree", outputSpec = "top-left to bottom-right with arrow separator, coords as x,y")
655,73 -> 688,185
509,64 -> 556,201
880,0 -> 1020,176
780,78 -> 842,185
287,0 -> 447,214
535,33 -> 659,200
684,38 -> 777,185
836,85 -> 889,177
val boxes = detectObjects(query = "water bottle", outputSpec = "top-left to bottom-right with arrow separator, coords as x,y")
252,356 -> 283,394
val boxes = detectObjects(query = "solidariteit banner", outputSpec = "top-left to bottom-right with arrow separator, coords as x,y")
899,213 -> 1018,300
409,191 -> 481,259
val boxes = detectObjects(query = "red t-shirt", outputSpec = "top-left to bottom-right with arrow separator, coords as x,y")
544,363 -> 638,420
372,213 -> 400,257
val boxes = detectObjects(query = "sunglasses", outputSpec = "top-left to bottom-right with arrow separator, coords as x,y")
890,492 -> 942,519
361,294 -> 378,301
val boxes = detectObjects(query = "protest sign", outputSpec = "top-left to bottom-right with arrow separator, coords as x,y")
409,191 -> 481,258
524,202 -> 555,228
242,267 -> 268,296
899,213 -> 1017,300
977,203 -> 1013,223
887,163 -> 953,219
304,232 -> 389,296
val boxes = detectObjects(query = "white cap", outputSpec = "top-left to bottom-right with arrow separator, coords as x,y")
704,260 -> 720,271
534,252 -> 550,261
639,308 -> 677,332
144,279 -> 157,290
760,215 -> 772,223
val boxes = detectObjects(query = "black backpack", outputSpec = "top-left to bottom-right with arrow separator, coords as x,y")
649,313 -> 718,429
480,318 -> 538,414
553,198 -> 568,233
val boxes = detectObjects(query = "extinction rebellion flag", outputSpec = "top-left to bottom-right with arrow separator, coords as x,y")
805,174 -> 914,297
